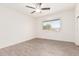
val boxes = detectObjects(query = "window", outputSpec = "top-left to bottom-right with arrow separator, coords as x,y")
42,19 -> 61,31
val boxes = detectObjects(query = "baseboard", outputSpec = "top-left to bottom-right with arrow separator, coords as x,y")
36,37 -> 75,44
0,36 -> 35,49
0,37 -> 76,49
74,42 -> 79,46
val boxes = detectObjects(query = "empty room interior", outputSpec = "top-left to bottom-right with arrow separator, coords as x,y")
0,3 -> 79,56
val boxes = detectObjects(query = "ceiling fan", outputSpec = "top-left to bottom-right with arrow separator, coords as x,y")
26,3 -> 50,14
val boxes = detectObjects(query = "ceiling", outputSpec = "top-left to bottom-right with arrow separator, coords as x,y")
0,3 -> 76,18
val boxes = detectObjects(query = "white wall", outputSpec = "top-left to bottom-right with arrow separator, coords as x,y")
36,10 -> 75,42
75,4 -> 79,45
0,6 -> 36,48
0,5 -> 76,49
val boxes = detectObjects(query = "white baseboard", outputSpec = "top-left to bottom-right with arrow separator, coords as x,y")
37,37 -> 74,43
0,36 -> 35,49
0,37 -> 77,49
74,42 -> 79,46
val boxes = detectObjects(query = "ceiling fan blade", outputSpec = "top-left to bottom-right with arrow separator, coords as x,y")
31,11 -> 36,14
41,8 -> 50,10
26,5 -> 35,9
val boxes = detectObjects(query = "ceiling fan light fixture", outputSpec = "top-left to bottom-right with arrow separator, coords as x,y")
26,3 -> 50,14
35,9 -> 41,13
